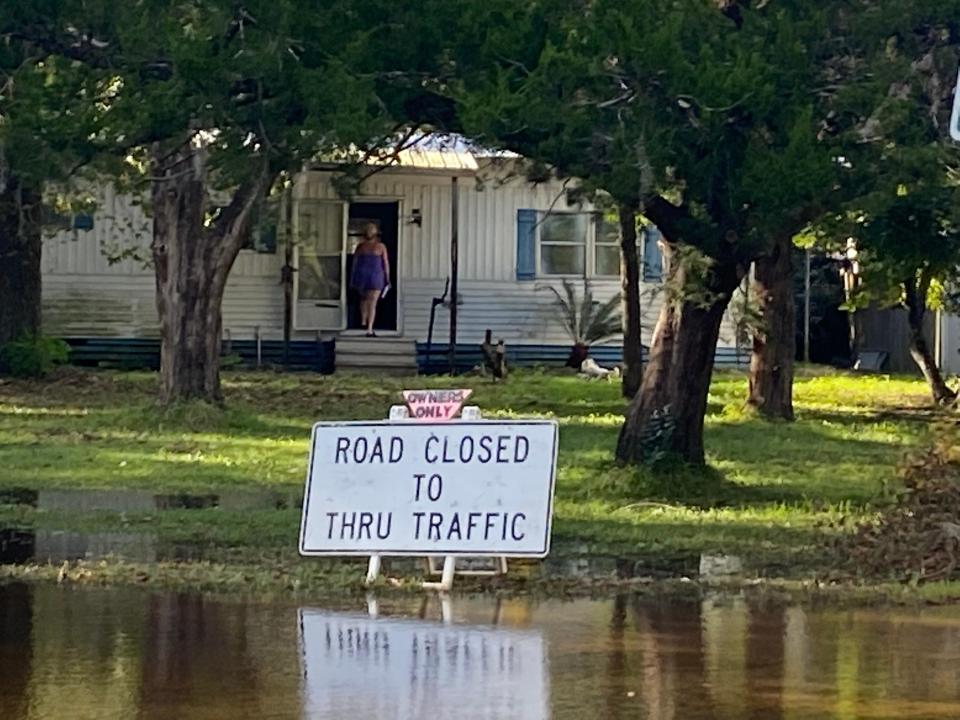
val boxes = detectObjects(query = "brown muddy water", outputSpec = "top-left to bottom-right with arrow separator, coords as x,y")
2,585 -> 960,719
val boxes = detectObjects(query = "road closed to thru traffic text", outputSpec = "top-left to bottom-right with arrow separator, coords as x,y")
299,420 -> 559,557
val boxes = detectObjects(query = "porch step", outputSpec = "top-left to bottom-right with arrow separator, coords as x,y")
335,336 -> 418,374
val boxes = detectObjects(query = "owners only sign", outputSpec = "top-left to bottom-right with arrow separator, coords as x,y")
298,420 -> 559,558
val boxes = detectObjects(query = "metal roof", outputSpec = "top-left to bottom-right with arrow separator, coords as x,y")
393,145 -> 479,171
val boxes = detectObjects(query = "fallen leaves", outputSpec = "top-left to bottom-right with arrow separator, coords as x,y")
835,428 -> 960,583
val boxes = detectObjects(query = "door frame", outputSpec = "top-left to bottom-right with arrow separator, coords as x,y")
292,199 -> 349,331
341,195 -> 404,337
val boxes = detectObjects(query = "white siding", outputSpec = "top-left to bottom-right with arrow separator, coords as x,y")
298,164 -> 595,284
940,313 -> 960,375
402,278 -> 664,347
41,170 -> 739,353
42,185 -> 283,338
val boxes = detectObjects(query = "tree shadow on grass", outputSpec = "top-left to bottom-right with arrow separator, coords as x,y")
796,407 -> 940,426
562,419 -> 904,510
624,461 -> 794,509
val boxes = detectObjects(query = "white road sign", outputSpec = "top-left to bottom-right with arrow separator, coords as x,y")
298,420 -> 559,557
299,610 -> 548,720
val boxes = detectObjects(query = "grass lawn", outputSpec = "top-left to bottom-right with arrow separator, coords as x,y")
0,365 -> 934,581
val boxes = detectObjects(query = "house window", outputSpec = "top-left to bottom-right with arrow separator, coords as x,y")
539,213 -> 589,276
594,216 -> 621,277
517,208 -> 665,281
535,211 -> 622,277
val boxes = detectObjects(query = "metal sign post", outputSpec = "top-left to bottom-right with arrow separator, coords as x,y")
299,391 -> 559,593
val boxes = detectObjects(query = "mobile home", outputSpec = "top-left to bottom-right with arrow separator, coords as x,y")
41,149 -> 743,373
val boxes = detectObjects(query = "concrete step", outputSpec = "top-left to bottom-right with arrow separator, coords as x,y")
334,336 -> 418,374
335,336 -> 416,356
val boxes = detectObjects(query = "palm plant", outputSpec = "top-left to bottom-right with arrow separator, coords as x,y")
547,279 -> 622,368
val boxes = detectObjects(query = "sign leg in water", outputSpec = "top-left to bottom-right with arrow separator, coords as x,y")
299,420 -> 559,557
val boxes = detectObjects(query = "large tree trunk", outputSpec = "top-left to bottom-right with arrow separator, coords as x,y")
151,143 -> 269,405
904,276 -> 955,406
747,234 -> 795,420
0,174 -> 42,346
619,202 -> 643,398
617,245 -> 741,465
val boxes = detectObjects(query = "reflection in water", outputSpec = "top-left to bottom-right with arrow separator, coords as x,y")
1,585 -> 960,719
300,611 -> 548,719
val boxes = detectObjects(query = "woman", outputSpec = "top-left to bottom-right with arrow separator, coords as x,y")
349,223 -> 390,336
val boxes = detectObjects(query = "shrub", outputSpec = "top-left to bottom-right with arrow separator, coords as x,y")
0,336 -> 71,378
835,426 -> 960,583
547,279 -> 621,368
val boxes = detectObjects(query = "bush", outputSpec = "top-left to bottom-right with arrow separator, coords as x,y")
0,336 -> 71,378
834,427 -> 960,583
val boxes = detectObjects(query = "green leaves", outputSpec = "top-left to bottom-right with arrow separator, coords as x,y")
447,0 -> 838,264
547,279 -> 622,346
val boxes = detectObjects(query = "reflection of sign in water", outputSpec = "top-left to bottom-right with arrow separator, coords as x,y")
299,610 -> 548,720
299,421 -> 558,557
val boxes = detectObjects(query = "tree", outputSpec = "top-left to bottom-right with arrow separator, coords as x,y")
449,0 -> 834,463
0,7 -> 108,347
445,2 -> 666,399
837,187 -> 960,405
810,1 -> 960,405
9,0 -> 448,403
746,234 -> 796,420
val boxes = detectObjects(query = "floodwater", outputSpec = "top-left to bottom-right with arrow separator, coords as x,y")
2,585 -> 960,719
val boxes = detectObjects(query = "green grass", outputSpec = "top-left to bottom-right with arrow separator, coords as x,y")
0,365 -> 935,579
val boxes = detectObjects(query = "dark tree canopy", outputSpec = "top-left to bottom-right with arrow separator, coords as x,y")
0,0 -> 461,401
442,0 -> 841,463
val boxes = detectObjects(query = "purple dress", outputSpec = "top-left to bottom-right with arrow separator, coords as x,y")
350,250 -> 387,292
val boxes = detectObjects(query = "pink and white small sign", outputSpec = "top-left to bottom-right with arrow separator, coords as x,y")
402,389 -> 472,421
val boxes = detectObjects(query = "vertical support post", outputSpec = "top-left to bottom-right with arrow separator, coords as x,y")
366,592 -> 379,618
255,326 -> 262,369
424,556 -> 457,592
282,187 -> 295,370
365,554 -> 382,586
440,593 -> 453,624
448,176 -> 459,375
804,248 -> 811,364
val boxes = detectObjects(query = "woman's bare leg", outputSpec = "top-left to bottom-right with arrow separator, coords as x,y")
359,294 -> 369,329
365,290 -> 380,333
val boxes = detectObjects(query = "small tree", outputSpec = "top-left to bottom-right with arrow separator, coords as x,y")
547,279 -> 622,368
811,3 -> 960,404
846,188 -> 960,404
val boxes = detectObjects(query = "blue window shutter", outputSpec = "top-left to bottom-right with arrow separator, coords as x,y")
516,209 -> 537,280
643,227 -> 663,281
73,214 -> 95,231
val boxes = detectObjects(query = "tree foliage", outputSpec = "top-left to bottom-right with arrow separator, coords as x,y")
0,0 -> 457,402
448,0 -> 836,256
810,0 -> 960,402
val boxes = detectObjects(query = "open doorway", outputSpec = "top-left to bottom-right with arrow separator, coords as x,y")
346,201 -> 399,333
